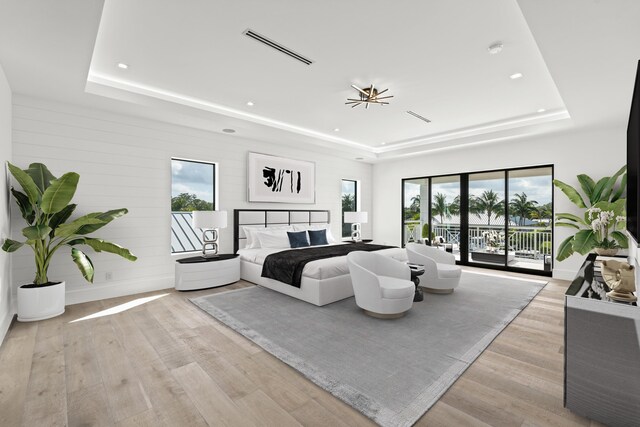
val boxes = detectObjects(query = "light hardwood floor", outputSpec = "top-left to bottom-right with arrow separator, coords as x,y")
0,269 -> 605,427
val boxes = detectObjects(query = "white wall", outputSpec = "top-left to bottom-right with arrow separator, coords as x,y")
372,125 -> 626,280
11,96 -> 373,304
0,63 -> 13,342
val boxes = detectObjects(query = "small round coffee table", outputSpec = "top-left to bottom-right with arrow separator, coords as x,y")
408,263 -> 425,302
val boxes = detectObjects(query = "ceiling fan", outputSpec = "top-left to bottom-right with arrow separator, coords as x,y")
345,84 -> 393,109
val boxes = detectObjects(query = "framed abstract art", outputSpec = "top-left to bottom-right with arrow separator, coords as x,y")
247,152 -> 316,203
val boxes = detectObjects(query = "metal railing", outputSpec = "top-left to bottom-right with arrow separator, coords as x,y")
171,211 -> 203,253
403,221 -> 552,259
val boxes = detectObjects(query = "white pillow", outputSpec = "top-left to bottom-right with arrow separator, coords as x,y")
242,225 -> 291,249
292,224 -> 336,243
256,229 -> 291,249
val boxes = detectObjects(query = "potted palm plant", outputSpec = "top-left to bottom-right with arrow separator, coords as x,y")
1,162 -> 137,321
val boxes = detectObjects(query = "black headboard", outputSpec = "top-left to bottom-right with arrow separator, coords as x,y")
233,209 -> 331,253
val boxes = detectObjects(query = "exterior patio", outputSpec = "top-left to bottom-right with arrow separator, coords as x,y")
403,221 -> 552,271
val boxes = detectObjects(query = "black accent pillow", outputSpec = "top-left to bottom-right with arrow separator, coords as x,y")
308,229 -> 329,246
287,231 -> 310,248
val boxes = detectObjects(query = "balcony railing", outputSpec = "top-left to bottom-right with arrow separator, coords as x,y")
403,221 -> 552,259
171,211 -> 203,253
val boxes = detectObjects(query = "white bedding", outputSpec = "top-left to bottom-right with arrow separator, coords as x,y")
237,243 -> 408,280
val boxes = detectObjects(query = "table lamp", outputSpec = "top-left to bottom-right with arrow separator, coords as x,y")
192,210 -> 227,257
344,211 -> 368,242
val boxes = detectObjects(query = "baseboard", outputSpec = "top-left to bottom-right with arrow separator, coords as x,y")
65,275 -> 175,306
0,305 -> 16,347
552,268 -> 577,281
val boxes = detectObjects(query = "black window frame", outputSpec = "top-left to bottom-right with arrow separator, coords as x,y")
341,179 -> 358,239
171,158 -> 217,254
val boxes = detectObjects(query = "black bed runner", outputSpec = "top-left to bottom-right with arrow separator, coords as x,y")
261,243 -> 396,288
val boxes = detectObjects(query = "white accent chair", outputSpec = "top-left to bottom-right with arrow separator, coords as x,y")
406,243 -> 462,294
346,251 -> 415,319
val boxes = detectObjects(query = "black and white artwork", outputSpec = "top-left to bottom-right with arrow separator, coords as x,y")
248,152 -> 316,203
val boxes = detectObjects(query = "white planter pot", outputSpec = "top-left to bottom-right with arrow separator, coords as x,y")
17,281 -> 66,322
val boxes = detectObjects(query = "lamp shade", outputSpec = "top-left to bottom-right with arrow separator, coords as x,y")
192,210 -> 228,229
344,211 -> 368,223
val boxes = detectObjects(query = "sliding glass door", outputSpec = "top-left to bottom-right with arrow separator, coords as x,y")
401,165 -> 553,276
507,167 -> 553,272
467,171 -> 506,266
431,176 -> 461,261
402,178 -> 429,245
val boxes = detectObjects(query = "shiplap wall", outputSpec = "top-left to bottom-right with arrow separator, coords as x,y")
0,65 -> 13,341
11,96 -> 372,304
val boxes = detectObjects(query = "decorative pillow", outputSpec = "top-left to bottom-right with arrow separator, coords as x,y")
256,229 -> 291,249
292,224 -> 336,243
287,231 -> 310,248
308,229 -> 329,246
243,225 -> 291,249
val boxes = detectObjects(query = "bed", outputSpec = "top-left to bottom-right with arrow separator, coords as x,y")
234,209 -> 407,306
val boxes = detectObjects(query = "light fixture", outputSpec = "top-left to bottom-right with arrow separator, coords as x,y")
344,211 -> 368,242
117,62 -> 129,69
246,101 -> 254,106
222,128 -> 236,133
346,84 -> 393,109
192,210 -> 228,257
537,108 -> 546,113
510,72 -> 523,80
487,42 -> 503,55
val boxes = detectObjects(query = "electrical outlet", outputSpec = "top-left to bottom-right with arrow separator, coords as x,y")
105,272 -> 113,281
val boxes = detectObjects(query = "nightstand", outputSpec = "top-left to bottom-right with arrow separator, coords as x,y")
175,254 -> 240,291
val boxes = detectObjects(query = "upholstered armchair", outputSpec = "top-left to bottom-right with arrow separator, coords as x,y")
406,243 -> 462,293
346,251 -> 415,318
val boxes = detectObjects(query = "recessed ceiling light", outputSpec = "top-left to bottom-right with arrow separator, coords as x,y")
537,108 -> 546,113
246,101 -> 254,106
117,62 -> 129,69
510,73 -> 523,80
487,42 -> 503,55
334,128 -> 340,132
222,128 -> 236,133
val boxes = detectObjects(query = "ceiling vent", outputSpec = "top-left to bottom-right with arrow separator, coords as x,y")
406,111 -> 432,123
243,29 -> 314,65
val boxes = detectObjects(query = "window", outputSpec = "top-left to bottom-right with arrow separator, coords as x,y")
342,180 -> 358,238
171,158 -> 216,254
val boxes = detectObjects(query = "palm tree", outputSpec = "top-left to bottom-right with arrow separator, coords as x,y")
530,203 -> 552,226
473,190 -> 504,225
509,192 -> 538,226
431,193 -> 451,224
409,194 -> 421,212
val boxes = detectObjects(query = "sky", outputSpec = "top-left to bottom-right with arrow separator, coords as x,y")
171,159 -> 214,202
404,174 -> 552,208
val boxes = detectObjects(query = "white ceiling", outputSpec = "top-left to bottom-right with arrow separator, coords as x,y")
1,0 -> 639,161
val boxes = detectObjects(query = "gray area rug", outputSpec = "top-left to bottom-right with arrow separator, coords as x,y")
190,271 -> 546,427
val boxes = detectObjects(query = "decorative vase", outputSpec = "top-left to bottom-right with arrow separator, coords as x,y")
17,281 -> 66,322
594,248 -> 619,256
